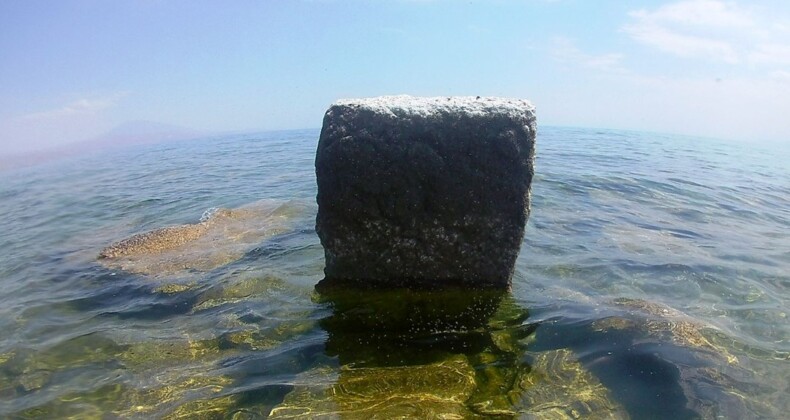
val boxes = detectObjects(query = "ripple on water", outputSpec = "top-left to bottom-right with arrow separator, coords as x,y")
0,127 -> 788,417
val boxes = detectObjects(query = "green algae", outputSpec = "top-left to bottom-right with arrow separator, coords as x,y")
118,337 -> 222,367
164,394 -> 240,419
5,328 -> 253,417
270,355 -> 478,419
8,284 -> 775,419
268,286 -> 633,418
153,282 -> 196,294
17,333 -> 125,372
191,273 -> 310,312
583,297 -> 784,418
4,294 -> 320,416
9,286 -> 771,418
514,349 -> 627,419
12,375 -> 235,419
270,286 -> 529,417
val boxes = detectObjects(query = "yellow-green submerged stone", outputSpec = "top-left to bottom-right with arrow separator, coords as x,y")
515,349 -> 628,419
98,200 -> 305,277
270,355 -> 477,419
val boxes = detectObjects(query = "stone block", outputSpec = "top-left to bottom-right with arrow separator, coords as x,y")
315,95 -> 536,288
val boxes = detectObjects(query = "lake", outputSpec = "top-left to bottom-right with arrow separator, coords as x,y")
0,126 -> 787,418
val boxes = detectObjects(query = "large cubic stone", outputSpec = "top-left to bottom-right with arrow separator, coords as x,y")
315,96 -> 536,288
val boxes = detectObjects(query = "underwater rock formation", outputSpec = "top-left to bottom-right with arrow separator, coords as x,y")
269,355 -> 479,418
514,349 -> 628,419
98,200 -> 306,276
587,298 -> 759,418
269,288 -> 630,418
315,95 -> 536,288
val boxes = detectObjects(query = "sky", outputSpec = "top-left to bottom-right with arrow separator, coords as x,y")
1,0 -> 789,156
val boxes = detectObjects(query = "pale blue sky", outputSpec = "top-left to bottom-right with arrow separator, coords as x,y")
1,0 -> 789,155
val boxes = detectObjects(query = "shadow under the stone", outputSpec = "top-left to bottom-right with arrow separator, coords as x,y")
318,285 -> 520,366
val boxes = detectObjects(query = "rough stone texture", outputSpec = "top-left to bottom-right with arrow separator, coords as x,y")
98,200 -> 304,276
315,95 -> 536,288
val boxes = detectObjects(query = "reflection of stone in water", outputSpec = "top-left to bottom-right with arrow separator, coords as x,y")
98,200 -> 305,276
271,287 -> 630,418
515,349 -> 628,419
315,286 -> 509,367
269,287 -> 512,417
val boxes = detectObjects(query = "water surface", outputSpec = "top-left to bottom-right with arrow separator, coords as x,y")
0,127 -> 787,418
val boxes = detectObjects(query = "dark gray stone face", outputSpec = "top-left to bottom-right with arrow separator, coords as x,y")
315,96 -> 536,289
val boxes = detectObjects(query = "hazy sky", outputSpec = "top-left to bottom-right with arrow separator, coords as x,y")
1,0 -> 789,155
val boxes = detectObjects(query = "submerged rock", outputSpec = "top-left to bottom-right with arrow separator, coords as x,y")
589,298 -> 770,418
601,297 -> 738,363
515,349 -> 628,419
99,223 -> 209,259
270,351 -> 627,419
11,374 -> 236,418
269,355 -> 478,419
270,287 -> 628,419
98,200 -> 306,276
315,95 -> 536,288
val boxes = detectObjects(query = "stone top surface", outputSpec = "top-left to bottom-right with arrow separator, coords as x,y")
331,95 -> 535,119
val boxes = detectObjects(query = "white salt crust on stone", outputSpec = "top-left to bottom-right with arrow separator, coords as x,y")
332,95 -> 535,120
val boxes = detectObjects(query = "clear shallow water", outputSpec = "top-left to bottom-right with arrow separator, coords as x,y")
0,127 -> 787,418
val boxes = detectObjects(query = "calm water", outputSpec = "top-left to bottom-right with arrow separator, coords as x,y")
0,127 -> 787,418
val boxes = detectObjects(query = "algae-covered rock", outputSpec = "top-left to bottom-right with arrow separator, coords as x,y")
164,394 -> 238,419
588,298 -> 773,418
191,274 -> 311,313
514,349 -> 628,419
299,287 -> 590,418
464,298 -> 537,416
119,337 -> 221,367
270,344 -> 626,419
117,319 -> 315,369
601,298 -> 737,364
98,199 -> 307,276
118,375 -> 234,418
269,355 -> 478,419
99,223 -> 210,259
153,283 -> 196,294
19,333 -> 126,372
0,351 -> 15,365
12,374 -> 235,419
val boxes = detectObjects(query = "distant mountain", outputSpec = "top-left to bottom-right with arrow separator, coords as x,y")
0,121 -> 208,171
